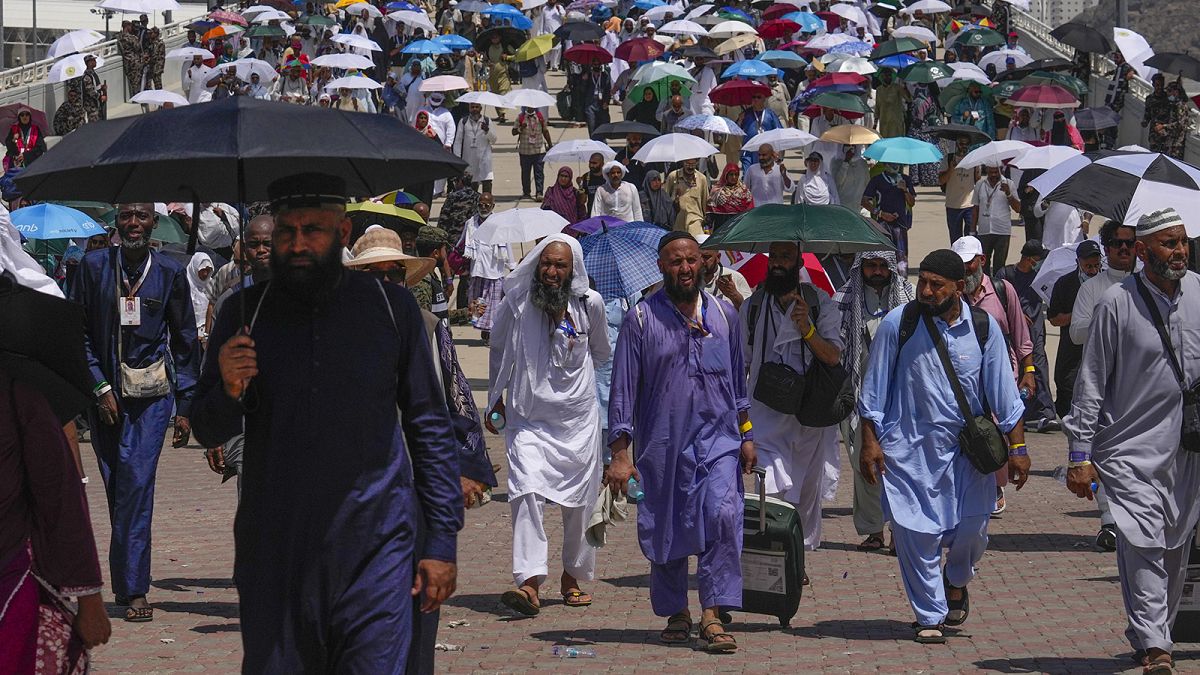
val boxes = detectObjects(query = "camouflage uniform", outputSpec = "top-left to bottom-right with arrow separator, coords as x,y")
118,30 -> 144,96
147,36 -> 166,90
81,72 -> 103,123
53,97 -> 88,136
1144,90 -> 1191,160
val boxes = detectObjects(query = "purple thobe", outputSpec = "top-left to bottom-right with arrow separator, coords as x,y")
608,290 -> 749,616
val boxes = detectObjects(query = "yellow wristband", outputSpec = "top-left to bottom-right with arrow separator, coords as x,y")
739,420 -> 753,434
1067,460 -> 1092,468
1008,443 -> 1026,450
802,324 -> 816,340
1024,365 -> 1036,373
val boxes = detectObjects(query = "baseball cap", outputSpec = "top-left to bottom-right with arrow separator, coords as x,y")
1076,240 -> 1101,259
951,235 -> 983,262
1020,239 -> 1048,259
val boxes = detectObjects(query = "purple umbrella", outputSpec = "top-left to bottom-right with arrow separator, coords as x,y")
564,215 -> 625,236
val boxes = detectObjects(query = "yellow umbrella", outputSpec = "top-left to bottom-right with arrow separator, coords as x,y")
335,0 -> 367,8
714,33 -> 758,55
346,201 -> 426,226
819,125 -> 881,145
514,34 -> 555,62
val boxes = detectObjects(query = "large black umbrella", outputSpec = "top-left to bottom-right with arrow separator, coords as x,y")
591,121 -> 662,140
554,21 -> 604,43
995,57 -> 1074,82
927,122 -> 990,145
0,281 -> 93,424
1042,152 -> 1200,232
1049,22 -> 1111,53
474,26 -> 527,53
680,45 -> 719,61
16,96 -> 465,203
1144,53 -> 1200,81
1073,106 -> 1121,131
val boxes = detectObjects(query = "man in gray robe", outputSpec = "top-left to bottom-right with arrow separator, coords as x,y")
1064,207 -> 1200,674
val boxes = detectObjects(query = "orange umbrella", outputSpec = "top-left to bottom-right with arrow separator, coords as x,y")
202,25 -> 245,42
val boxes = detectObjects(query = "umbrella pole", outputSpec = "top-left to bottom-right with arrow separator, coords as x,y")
237,160 -> 247,330
187,199 -> 200,256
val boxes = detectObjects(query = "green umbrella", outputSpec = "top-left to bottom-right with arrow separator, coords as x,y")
298,14 -> 337,26
900,60 -> 952,83
992,80 -> 1023,99
870,37 -> 927,60
956,27 -> 1004,48
99,209 -> 188,244
48,200 -> 113,219
702,204 -> 895,254
939,79 -> 992,111
1021,71 -> 1087,97
630,62 -> 696,102
244,25 -> 287,38
811,91 -> 870,114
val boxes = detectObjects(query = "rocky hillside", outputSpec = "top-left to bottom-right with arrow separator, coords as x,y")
1070,0 -> 1200,55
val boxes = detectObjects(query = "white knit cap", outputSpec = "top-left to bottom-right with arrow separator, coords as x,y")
1136,207 -> 1185,237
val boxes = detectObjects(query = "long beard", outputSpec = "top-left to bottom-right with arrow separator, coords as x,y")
964,267 -> 983,295
763,263 -> 799,297
531,275 -> 571,317
270,243 -> 344,301
663,268 -> 702,304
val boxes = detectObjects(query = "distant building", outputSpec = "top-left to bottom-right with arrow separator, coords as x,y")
1032,0 -> 1102,28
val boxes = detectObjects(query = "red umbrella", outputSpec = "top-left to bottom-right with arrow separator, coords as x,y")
564,43 -> 613,65
758,19 -> 800,40
1007,83 -> 1079,110
815,11 -> 840,32
801,253 -> 835,296
708,79 -> 771,106
208,9 -> 248,26
615,38 -> 665,63
778,40 -> 804,49
810,72 -> 867,87
0,104 -> 49,136
762,4 -> 798,21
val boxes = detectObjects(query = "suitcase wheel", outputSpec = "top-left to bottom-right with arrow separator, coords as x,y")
779,618 -> 790,628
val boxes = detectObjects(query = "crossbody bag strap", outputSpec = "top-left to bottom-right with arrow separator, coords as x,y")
922,312 -> 981,435
1134,274 -> 1187,390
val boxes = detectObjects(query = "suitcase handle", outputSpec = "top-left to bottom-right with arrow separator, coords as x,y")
751,466 -> 766,534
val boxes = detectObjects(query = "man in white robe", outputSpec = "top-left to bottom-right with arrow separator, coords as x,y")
452,103 -> 498,193
486,235 -> 611,616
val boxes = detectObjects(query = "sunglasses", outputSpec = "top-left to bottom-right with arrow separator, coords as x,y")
1104,238 -> 1136,249
369,266 -> 407,283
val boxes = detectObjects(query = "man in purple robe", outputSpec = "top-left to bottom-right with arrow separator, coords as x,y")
606,231 -> 756,653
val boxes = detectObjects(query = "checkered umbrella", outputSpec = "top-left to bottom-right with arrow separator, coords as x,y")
580,221 -> 666,300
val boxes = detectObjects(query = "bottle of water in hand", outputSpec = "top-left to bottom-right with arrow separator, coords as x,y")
626,477 -> 644,503
488,410 -> 506,431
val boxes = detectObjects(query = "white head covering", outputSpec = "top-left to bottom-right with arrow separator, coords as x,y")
1136,207 -> 1185,237
503,233 -> 589,300
186,252 -> 214,329
0,203 -> 64,298
601,161 -> 626,179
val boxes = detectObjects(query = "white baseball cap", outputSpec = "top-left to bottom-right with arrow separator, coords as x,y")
951,235 -> 983,262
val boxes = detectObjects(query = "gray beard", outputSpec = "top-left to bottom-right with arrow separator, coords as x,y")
121,238 -> 149,251
1148,256 -> 1188,281
964,267 -> 983,295
531,276 -> 571,317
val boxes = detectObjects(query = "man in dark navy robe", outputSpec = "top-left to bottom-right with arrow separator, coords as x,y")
190,174 -> 463,673
69,202 -> 198,623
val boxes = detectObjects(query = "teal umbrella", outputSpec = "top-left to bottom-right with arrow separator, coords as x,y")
863,137 -> 944,165
870,37 -> 927,60
810,91 -> 870,114
701,204 -> 896,254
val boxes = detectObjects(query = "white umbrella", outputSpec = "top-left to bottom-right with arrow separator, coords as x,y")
659,19 -> 708,36
312,53 -> 376,70
251,9 -> 293,23
674,114 -> 743,135
831,56 -> 877,75
420,75 -> 470,92
95,0 -> 181,12
1031,241 -> 1088,304
642,4 -> 683,22
47,54 -> 105,84
389,10 -> 436,33
997,0 -> 1030,8
652,34 -> 675,49
805,33 -> 854,51
457,0 -> 490,12
522,0 -> 549,9
48,30 -> 104,59
707,20 -> 756,39
166,46 -> 214,60
1028,153 -> 1091,199
633,133 -> 719,163
456,90 -> 513,108
741,128 -> 818,152
241,4 -> 278,16
504,88 -> 557,109
1009,145 -> 1082,171
957,139 -> 1033,169
473,208 -> 570,245
348,3 -> 383,17
228,58 -> 279,82
899,0 -> 952,14
330,33 -> 382,52
685,3 -> 716,19
829,3 -> 869,27
130,89 -> 190,106
1112,27 -> 1157,80
326,75 -> 383,90
1119,144 -> 1150,152
774,0 -> 816,7
545,139 -> 617,164
978,49 -> 1033,72
891,26 -> 936,43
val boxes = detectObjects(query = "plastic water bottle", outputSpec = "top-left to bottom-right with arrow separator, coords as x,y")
1020,387 -> 1031,401
1053,465 -> 1098,492
626,477 -> 644,503
488,410 -> 506,431
552,646 -> 596,658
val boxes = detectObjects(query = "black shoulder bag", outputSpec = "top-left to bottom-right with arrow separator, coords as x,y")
794,286 -> 852,427
923,311 -> 1008,474
1133,275 -> 1200,454
751,295 -> 806,415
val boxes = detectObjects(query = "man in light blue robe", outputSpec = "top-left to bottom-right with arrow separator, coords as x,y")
858,249 -> 1027,643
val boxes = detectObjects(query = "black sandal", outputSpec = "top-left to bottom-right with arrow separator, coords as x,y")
124,605 -> 154,623
659,612 -> 692,644
699,619 -> 737,653
500,588 -> 540,616
856,533 -> 886,551
945,580 -> 969,627
913,622 -> 946,644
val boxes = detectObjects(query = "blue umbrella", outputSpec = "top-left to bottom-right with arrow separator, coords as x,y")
827,41 -> 873,56
386,1 -> 421,9
633,0 -> 666,8
432,34 -> 474,50
718,6 -> 753,23
862,137 -> 943,165
757,50 -> 808,68
782,11 -> 825,33
721,59 -> 777,79
481,4 -> 523,18
580,221 -> 665,300
874,53 -> 919,69
9,204 -> 105,240
402,39 -> 452,55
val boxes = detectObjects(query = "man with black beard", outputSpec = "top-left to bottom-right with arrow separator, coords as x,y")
739,242 -> 843,568
191,173 -> 463,673
485,234 -> 609,616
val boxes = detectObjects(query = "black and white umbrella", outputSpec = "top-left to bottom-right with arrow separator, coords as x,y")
1033,152 -> 1200,235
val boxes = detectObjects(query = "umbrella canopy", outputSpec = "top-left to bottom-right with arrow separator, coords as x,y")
228,58 -> 280,83
8,204 -> 105,240
545,139 -> 617,163
456,91 -> 512,108
741,127 -> 817,152
827,41 -> 874,57
474,207 -> 570,244
926,122 -> 990,145
899,60 -> 950,83
332,32 -> 383,52
1143,53 -> 1200,81
782,10 -> 825,32
1007,83 -> 1078,110
130,90 -> 190,107
474,26 -> 529,52
580,221 -> 665,300
47,29 -> 105,59
591,121 -> 662,140
863,137 -> 943,165
899,0 -> 952,13
1049,22 -> 1111,53
757,50 -> 807,68
659,19 -> 709,36
0,284 -> 94,423
680,45 -> 720,61
714,33 -> 760,55
978,48 -> 1032,72
828,2 -> 869,26
870,37 -> 927,60
15,96 -> 466,203
564,44 -> 613,65
389,9 -> 435,32
702,203 -> 895,254
810,91 -> 869,114
1020,71 -> 1087,98
202,25 -> 245,42
721,59 -> 777,79
166,46 -> 215,60
244,25 -> 287,38
209,8 -> 248,25
504,88 -> 557,109
937,79 -> 992,111
955,27 -> 1003,48
818,124 -> 879,145
402,39 -> 451,55
48,54 -> 105,84
708,20 -> 757,39
616,38 -> 666,63
0,104 -> 49,136
1073,107 -> 1121,131
758,19 -> 800,39
346,201 -> 426,241
633,133 -> 720,163
891,25 -> 936,43
708,79 -> 771,106
326,75 -> 383,91
956,139 -> 1032,169
829,56 -> 877,75
1043,152 -> 1200,234
96,0 -> 181,12
432,34 -> 475,51
674,114 -> 744,135
991,80 -> 1023,100
565,215 -> 625,236
312,53 -> 376,70
298,14 -> 338,26
875,54 -> 919,70
1029,242 -> 1088,304
515,33 -> 556,62
554,20 -> 605,42
419,75 -> 471,92
1009,145 -> 1082,171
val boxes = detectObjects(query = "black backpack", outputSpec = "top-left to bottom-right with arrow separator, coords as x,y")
896,300 -> 990,357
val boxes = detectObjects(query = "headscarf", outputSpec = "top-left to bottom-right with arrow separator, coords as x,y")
186,252 -> 215,331
414,110 -> 437,138
542,166 -> 581,224
708,163 -> 754,214
642,170 -> 674,228
601,160 -> 626,181
834,250 -> 914,400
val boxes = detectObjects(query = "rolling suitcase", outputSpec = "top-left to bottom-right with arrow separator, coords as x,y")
1172,523 -> 1200,642
730,467 -> 805,627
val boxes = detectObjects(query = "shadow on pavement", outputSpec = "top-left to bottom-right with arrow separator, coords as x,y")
152,600 -> 240,619
974,656 -> 1134,673
778,618 -> 913,641
193,622 -> 241,633
599,573 -> 656,589
528,628 -> 663,647
153,577 -> 236,592
986,532 -> 1095,552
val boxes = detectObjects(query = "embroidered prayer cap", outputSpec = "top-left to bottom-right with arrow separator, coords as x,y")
268,173 -> 348,213
951,235 -> 983,262
919,249 -> 965,281
658,230 -> 698,252
1136,207 -> 1185,237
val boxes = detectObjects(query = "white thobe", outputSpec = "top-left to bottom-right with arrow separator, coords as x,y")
184,65 -> 213,104
452,116 -> 498,181
690,66 -> 718,115
795,170 -> 839,205
745,163 -> 792,205
1035,201 -> 1084,251
463,215 -> 513,280
419,105 -> 456,148
591,182 -> 643,222
1069,266 -> 1133,345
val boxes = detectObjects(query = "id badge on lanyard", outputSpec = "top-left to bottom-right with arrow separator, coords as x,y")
119,255 -> 151,326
